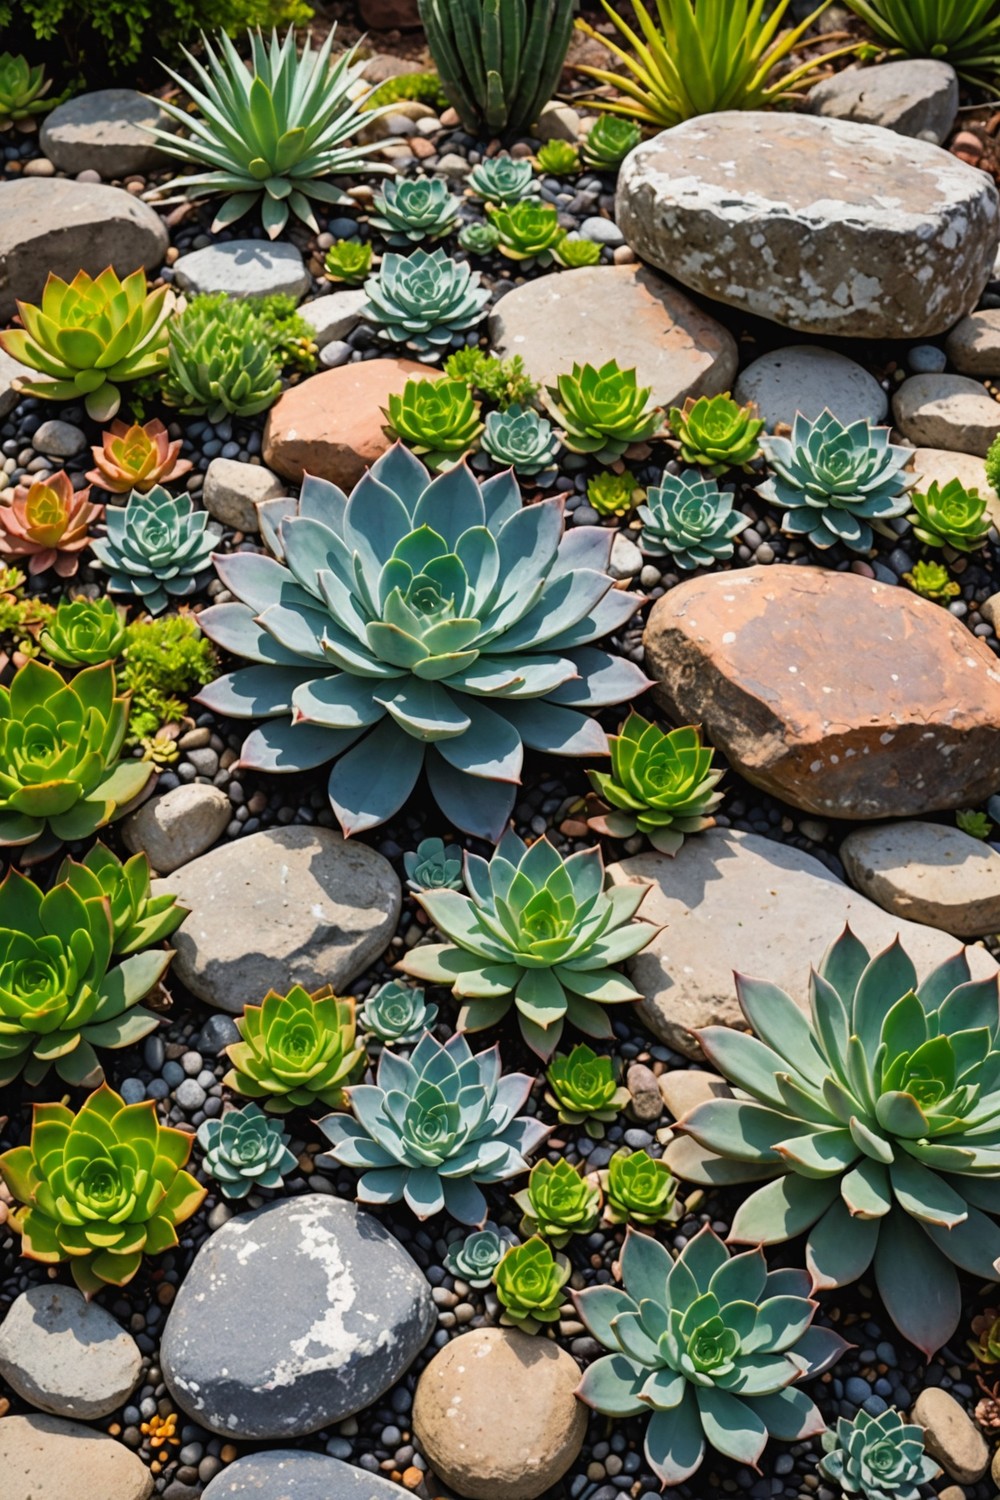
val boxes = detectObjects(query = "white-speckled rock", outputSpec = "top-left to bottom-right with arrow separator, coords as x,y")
172,240 -> 309,301
840,820 -> 1000,938
203,1451 -> 409,1498
912,1389 -> 986,1483
733,344 -> 887,428
40,88 -> 176,177
892,374 -> 1000,456
616,112 -> 999,338
122,783 -> 231,875
807,59 -> 959,144
0,1414 -> 153,1500
298,290 -> 369,348
162,1195 -> 435,1439
0,1286 -> 142,1420
202,456 -> 285,533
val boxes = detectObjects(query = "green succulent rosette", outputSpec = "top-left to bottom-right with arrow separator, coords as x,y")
581,115 -> 642,169
324,239 -> 374,286
38,597 -> 128,668
363,248 -> 490,358
480,404 -> 559,476
514,1157 -> 601,1247
487,200 -> 565,265
668,393 -> 763,475
404,837 -> 463,893
57,843 -> 187,957
908,477 -> 991,552
163,298 -> 282,422
0,52 -> 60,123
224,984 -> 366,1115
457,222 -> 501,256
588,714 -> 724,856
197,1103 -> 297,1201
588,470 -> 640,517
545,1042 -> 629,1137
903,559 -> 959,601
467,155 -> 540,205
639,468 -> 749,569
819,1409 -> 938,1500
494,1236 -> 571,1332
444,1221 -> 519,1286
371,176 -> 460,245
544,359 -> 662,463
601,1147 -> 677,1225
384,376 -> 484,470
358,980 -> 438,1046
554,237 -> 602,268
90,486 -> 216,616
535,140 -> 580,175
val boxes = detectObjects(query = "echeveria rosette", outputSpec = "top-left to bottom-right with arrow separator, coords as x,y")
197,1104 -> 297,1201
0,1084 -> 205,1298
225,984 -> 365,1115
363,249 -> 490,358
601,1148 -> 677,1226
400,830 -> 658,1059
481,405 -> 559,477
359,980 -> 438,1046
87,418 -> 192,496
90,487 -> 216,616
819,1409 -> 938,1500
324,239 -> 375,286
0,472 -> 103,578
669,394 -> 764,475
757,411 -> 914,553
908,478 -> 991,553
0,52 -> 58,124
405,837 -> 464,893
545,1043 -> 629,1137
671,929 -> 1000,1357
554,237 -> 602,269
444,1221 -> 519,1286
370,176 -> 460,245
57,842 -> 187,957
197,445 -> 647,841
164,297 -> 282,422
320,1030 -> 549,1224
467,155 -> 540,205
544,360 -> 663,464
575,1226 -> 848,1486
514,1157 -> 601,1246
39,597 -> 128,669
588,715 -> 724,856
487,200 -> 566,266
638,469 -> 750,570
383,377 -> 484,471
581,115 -> 642,169
457,222 -> 501,256
495,1236 -> 571,1332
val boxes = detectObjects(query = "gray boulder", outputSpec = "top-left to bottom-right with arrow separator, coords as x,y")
808,59 -> 959,144
40,88 -> 176,177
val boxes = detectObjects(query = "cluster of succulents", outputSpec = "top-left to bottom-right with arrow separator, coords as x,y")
87,419 -> 192,495
197,1104 -> 297,1201
164,295 -> 283,421
383,376 -> 484,469
443,348 -> 538,409
224,985 -> 365,1114
363,249 -> 490,357
908,477 -> 991,551
0,472 -> 103,578
358,980 -> 438,1046
669,393 -> 763,474
588,714 -> 724,855
638,469 -> 749,569
370,176 -> 461,245
545,1043 -> 630,1137
544,360 -> 662,462
90,487 -> 216,615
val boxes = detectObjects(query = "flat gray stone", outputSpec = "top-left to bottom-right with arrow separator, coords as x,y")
172,240 -> 309,301
945,308 -> 1000,376
0,1414 -> 153,1500
733,344 -> 887,428
807,59 -> 959,144
122,783 -> 231,875
31,419 -> 87,458
616,112 -> 999,339
298,290 -> 369,349
0,178 -> 168,322
40,88 -> 175,177
152,825 -> 400,1013
892,373 -> 1000,457
0,1286 -> 142,1420
841,820 -> 1000,938
162,1195 -> 435,1439
202,457 -> 285,533
203,1451 -> 407,1498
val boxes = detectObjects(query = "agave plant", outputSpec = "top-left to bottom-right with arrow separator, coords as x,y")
0,472 -> 103,578
515,1157 -> 602,1246
358,980 -> 439,1046
480,404 -> 559,476
903,558 -> 959,602
468,154 -> 541,204
0,660 -> 152,851
39,597 -> 129,669
554,237 -> 602,268
444,1221 -> 519,1285
544,360 -> 662,463
0,865 -> 169,1088
575,1226 -> 847,1484
404,837 -> 464,893
151,28 -> 386,237
495,1235 -> 571,1332
0,1084 -> 205,1297
57,843 -> 187,956
0,269 -> 171,423
224,984 -> 365,1114
536,140 -> 580,175
601,1147 -> 677,1225
843,0 -> 1000,91
487,200 -> 566,265
758,411 -> 914,552
164,297 -> 282,422
672,929 -> 1000,1356
197,1103 -> 297,1201
908,478 -> 991,552
0,52 -> 58,126
320,1030 -> 549,1223
197,446 -> 646,839
371,176 -> 461,245
384,376 -> 484,470
90,487 -> 216,616
324,239 -> 375,286
587,714 -> 723,856
401,830 -> 658,1058
363,249 -> 490,358
639,469 -> 749,569
819,1409 -> 938,1500
457,222 -> 501,256
545,1043 -> 630,1137
581,115 -> 642,169
87,419 -> 192,496
669,393 -> 763,475
588,470 -> 641,517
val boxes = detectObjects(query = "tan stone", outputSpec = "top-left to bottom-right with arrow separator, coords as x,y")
912,1389 -> 987,1484
0,1413 -> 153,1500
893,374 -> 1000,456
644,566 -> 1000,819
658,1068 -> 730,1119
906,445 -> 1000,529
262,359 -> 442,489
841,820 -> 1000,938
413,1327 -> 587,1500
946,308 -> 1000,375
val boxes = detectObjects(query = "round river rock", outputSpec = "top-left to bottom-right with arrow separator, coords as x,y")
0,1285 -> 142,1420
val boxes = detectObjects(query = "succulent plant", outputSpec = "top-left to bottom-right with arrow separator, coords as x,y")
444,348 -> 539,409
404,837 -> 464,893
457,222 -> 501,255
401,830 -> 658,1058
587,714 -> 723,856
581,115 -> 642,169
420,0 -> 577,139
515,1157 -> 601,1246
163,296 -> 282,422
544,360 -> 662,463
358,980 -> 439,1046
672,928 -> 1000,1356
367,70 -> 449,112
554,236 -> 602,268
638,468 -> 749,569
0,268 -> 171,423
363,248 -> 490,358
90,487 -> 216,616
87,419 -> 192,496
480,404 -> 559,476
320,1030 -> 548,1223
384,376 -> 484,470
576,1226 -> 847,1485
487,200 -> 566,265
197,1103 -> 297,1201
371,176 -> 461,245
819,1409 -> 938,1500
903,558 -> 959,602
494,1235 -> 571,1332
0,472 -> 103,578
39,596 -> 128,669
758,411 -> 914,553
152,28 -> 385,237
0,659 -> 152,851
0,1083 -> 205,1297
324,239 -> 375,286
545,1043 -> 629,1137
969,1307 -> 1000,1364
588,470 -> 641,517
0,52 -> 58,126
224,985 -> 365,1115
908,477 -> 991,552
198,446 -> 646,840
444,1221 -> 519,1286
987,430 -> 1000,497
536,139 -> 580,174
957,808 -> 992,839
601,1148 -> 677,1226
669,393 -> 764,475
57,843 -> 186,957
467,154 -> 540,204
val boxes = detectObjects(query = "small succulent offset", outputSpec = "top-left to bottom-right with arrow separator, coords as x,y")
457,222 -> 501,256
639,469 -> 749,570
554,237 -> 602,268
164,296 -> 282,422
515,1157 -> 601,1246
601,1148 -> 677,1226
0,472 -> 103,578
588,715 -> 723,856
902,559 -> 959,602
87,419 -> 192,496
672,929 -> 1000,1356
444,1221 -> 519,1286
575,1226 -> 847,1485
588,470 -> 641,518
404,837 -> 464,893
384,376 -> 484,470
444,348 -> 539,409
544,360 -> 662,463
480,405 -> 559,476
467,154 -> 540,205
819,1409 -> 938,1500
401,831 -> 658,1059
39,597 -> 128,669
224,985 -> 365,1115
758,412 -> 914,553
320,1031 -> 549,1223
197,1104 -> 297,1201
0,52 -> 59,126
0,268 -> 171,423
545,1043 -> 630,1138
536,139 -> 580,175
957,808 -> 992,840
57,843 -> 186,957
669,394 -> 763,475
0,1084 -> 205,1297
488,200 -> 566,266
358,980 -> 439,1046
581,115 -> 642,169
370,177 -> 461,245
908,478 -> 991,552
363,249 -> 490,358
495,1236 -> 571,1333
90,488 -> 216,616
324,239 -> 374,286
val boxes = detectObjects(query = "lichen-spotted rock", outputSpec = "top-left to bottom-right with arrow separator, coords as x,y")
161,1195 -> 435,1439
616,112 -> 999,338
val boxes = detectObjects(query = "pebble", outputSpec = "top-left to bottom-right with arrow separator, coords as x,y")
0,1287 -> 142,1420
122,783 -> 231,875
912,1388 -> 988,1483
31,419 -> 87,458
0,1414 -> 153,1500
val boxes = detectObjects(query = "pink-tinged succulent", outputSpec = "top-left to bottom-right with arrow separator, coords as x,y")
0,471 -> 103,576
87,418 -> 193,496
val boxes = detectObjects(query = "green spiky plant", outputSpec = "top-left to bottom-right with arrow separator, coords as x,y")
544,360 -> 662,462
515,1157 -> 602,1245
588,714 -> 724,855
545,1043 -> 630,1137
163,295 -> 283,421
669,393 -> 763,475
843,0 -> 1000,92
224,984 -> 365,1115
908,478 -> 991,552
443,347 -> 538,408
383,376 -> 484,470
363,248 -> 490,358
639,469 -> 750,568
494,1235 -> 571,1332
601,1148 -> 677,1225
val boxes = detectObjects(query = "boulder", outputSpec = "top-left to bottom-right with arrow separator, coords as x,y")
892,374 -> 1000,457
644,566 -> 1000,819
40,88 -> 175,177
733,344 -> 887,429
122,783 -> 231,875
172,240 -> 309,301
0,1413 -> 153,1500
840,820 -> 1000,938
0,1286 -> 142,1420
203,1452 -> 412,1498
946,309 -> 1000,376
616,112 -> 999,338
202,457 -> 285,533
807,59 -> 959,144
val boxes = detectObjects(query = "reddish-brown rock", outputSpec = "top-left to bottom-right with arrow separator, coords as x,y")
262,359 -> 441,490
644,566 -> 1000,819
